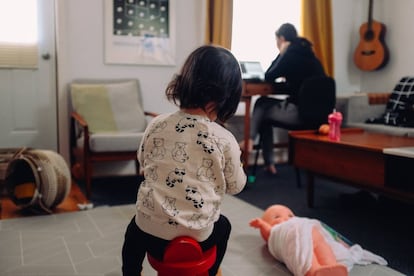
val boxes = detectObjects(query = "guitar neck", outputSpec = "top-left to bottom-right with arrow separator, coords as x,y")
367,0 -> 373,28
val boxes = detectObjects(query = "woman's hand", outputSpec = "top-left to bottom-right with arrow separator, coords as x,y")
279,41 -> 291,55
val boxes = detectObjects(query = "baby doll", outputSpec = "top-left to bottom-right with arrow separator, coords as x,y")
250,205 -> 347,276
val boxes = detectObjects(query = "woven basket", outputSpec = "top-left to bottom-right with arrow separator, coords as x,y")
5,148 -> 71,213
0,148 -> 22,196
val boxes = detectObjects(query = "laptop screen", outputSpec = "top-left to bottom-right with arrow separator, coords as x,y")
240,61 -> 265,80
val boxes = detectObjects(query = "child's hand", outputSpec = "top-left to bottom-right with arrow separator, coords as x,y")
249,218 -> 264,228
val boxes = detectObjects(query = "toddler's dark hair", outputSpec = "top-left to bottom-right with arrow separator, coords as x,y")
165,45 -> 242,122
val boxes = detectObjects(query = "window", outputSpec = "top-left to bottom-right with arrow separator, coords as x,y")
0,0 -> 38,69
231,0 -> 300,71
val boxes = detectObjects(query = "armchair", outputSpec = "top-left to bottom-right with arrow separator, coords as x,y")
69,79 -> 157,199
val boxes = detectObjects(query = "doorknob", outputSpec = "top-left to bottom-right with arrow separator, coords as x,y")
42,53 -> 50,60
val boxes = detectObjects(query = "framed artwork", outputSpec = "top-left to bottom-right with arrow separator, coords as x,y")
104,0 -> 176,66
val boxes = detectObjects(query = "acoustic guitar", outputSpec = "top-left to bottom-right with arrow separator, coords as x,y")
353,0 -> 389,71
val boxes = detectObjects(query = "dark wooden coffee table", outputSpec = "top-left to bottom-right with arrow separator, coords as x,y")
288,128 -> 414,207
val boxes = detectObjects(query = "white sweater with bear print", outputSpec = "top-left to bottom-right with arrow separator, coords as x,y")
135,111 -> 247,241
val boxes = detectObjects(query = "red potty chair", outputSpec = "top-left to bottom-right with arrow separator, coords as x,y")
147,236 -> 217,276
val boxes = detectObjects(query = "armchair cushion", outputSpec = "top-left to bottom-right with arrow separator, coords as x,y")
77,132 -> 145,152
70,80 -> 147,133
345,92 -> 414,137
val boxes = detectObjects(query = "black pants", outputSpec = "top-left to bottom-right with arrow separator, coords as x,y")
121,214 -> 231,276
250,97 -> 300,165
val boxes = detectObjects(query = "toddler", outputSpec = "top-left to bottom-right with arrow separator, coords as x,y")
122,45 -> 247,276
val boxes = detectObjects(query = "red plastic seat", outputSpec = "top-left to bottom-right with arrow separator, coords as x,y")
147,236 -> 217,276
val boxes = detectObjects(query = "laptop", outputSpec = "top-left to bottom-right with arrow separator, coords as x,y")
239,61 -> 265,81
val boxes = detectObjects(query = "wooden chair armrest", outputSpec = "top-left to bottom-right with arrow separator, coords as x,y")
71,111 -> 90,150
367,92 -> 391,105
145,111 -> 159,117
71,111 -> 88,128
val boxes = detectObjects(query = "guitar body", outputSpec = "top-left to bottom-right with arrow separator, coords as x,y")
354,20 -> 389,71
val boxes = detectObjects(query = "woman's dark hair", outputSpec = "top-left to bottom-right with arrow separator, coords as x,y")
275,23 -> 298,42
165,45 -> 242,122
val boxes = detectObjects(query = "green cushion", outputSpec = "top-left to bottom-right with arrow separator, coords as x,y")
71,84 -> 117,133
70,80 -> 146,133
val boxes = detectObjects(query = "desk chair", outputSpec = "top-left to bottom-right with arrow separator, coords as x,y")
69,79 -> 157,199
249,76 -> 336,185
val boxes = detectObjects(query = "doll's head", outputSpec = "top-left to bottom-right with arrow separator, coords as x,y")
262,205 -> 295,226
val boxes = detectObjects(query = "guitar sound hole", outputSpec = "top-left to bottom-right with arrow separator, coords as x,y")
364,30 -> 374,41
362,50 -> 376,56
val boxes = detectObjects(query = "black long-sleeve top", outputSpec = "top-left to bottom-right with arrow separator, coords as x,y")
264,37 -> 326,105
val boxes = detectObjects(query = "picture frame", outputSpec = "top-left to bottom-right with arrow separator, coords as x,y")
104,0 -> 176,66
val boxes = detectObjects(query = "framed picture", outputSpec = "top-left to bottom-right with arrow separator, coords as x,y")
104,0 -> 176,66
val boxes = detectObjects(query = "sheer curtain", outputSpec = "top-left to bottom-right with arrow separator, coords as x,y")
301,0 -> 334,77
204,0 -> 233,49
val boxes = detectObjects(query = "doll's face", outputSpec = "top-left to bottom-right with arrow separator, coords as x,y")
263,205 -> 294,226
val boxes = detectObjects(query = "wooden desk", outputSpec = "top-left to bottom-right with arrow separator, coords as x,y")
241,81 -> 275,168
288,128 -> 414,207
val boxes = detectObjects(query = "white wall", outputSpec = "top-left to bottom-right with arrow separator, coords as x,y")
55,0 -> 414,162
332,0 -> 362,94
332,0 -> 414,94
360,0 -> 414,91
56,0 -> 206,161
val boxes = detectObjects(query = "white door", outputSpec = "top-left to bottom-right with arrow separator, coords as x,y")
0,0 -> 57,151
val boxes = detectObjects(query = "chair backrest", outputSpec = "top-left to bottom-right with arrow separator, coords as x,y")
69,79 -> 147,133
298,76 -> 336,129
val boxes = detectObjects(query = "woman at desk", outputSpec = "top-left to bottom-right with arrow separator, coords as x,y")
240,23 -> 326,174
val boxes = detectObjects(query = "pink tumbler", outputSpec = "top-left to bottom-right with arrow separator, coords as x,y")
328,109 -> 343,141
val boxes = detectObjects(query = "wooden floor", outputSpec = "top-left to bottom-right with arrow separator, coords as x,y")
0,182 -> 88,219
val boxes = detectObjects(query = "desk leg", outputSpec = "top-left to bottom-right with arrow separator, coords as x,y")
243,97 -> 252,170
295,168 -> 302,188
306,171 -> 315,208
